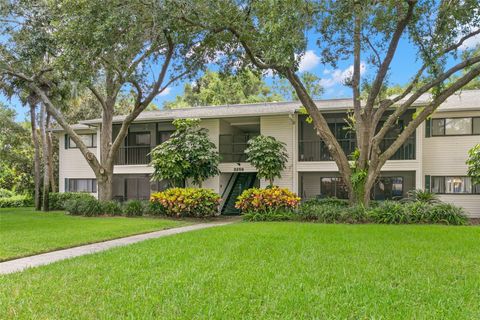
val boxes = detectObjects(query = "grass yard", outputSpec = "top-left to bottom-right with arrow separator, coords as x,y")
0,207 -> 187,261
1,223 -> 479,319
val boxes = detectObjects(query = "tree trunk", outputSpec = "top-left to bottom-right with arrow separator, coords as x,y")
46,113 -> 56,192
97,172 -> 113,201
40,103 -> 50,211
29,102 -> 41,211
283,69 -> 355,197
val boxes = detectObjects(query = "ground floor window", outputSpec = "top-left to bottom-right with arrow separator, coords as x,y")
318,176 -> 403,200
431,176 -> 480,194
373,177 -> 403,200
66,179 -> 97,193
112,174 -> 176,201
320,177 -> 348,199
299,172 -> 413,200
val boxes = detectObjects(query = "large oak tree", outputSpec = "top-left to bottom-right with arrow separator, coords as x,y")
1,0 -> 217,200
178,0 -> 480,205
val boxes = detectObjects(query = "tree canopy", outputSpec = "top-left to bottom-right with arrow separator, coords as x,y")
0,0 -> 220,200
177,0 -> 480,205
164,69 -> 283,108
0,103 -> 33,193
467,144 -> 480,186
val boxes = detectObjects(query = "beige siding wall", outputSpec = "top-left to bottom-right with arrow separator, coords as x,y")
422,111 -> 480,217
437,195 -> 480,218
260,115 -> 295,190
422,135 -> 478,175
193,119 -> 220,193
57,131 -> 98,196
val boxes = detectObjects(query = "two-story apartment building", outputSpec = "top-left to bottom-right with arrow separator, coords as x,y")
54,90 -> 480,217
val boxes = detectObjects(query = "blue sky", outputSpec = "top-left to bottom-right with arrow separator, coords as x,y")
3,29 -> 479,122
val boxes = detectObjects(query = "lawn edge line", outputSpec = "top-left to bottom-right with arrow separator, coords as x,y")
0,222 -> 192,263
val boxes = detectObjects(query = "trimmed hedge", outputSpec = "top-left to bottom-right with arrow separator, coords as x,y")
49,192 -> 95,210
150,188 -> 221,217
0,195 -> 33,208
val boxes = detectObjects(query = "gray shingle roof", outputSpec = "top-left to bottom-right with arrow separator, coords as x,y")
80,98 -> 355,125
41,89 -> 477,131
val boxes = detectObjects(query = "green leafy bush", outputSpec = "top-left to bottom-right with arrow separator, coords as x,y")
427,203 -> 468,225
101,201 -> 123,216
49,192 -> 95,210
295,199 -> 467,225
0,194 -> 33,208
123,200 -> 146,217
368,201 -> 467,225
0,188 -> 15,198
151,188 -> 221,217
297,202 -> 368,223
368,201 -> 409,224
303,197 -> 349,207
150,119 -> 220,187
145,201 -> 166,216
65,197 -> 103,216
235,187 -> 301,213
242,209 -> 295,222
244,135 -> 288,186
402,189 -> 441,204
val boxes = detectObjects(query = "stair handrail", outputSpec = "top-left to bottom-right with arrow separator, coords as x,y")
220,173 -> 238,212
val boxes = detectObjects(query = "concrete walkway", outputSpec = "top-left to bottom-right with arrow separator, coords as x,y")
0,221 -> 233,275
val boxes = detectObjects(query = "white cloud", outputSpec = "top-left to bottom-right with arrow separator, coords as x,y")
298,50 -> 320,72
459,33 -> 480,50
320,62 -> 367,88
159,87 -> 171,96
264,69 -> 274,77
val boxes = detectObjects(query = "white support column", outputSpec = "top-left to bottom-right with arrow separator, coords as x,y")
415,122 -> 424,190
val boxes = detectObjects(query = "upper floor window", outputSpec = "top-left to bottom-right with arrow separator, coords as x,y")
66,134 -> 97,149
431,176 -> 480,194
128,132 -> 151,146
431,117 -> 480,136
157,131 -> 173,144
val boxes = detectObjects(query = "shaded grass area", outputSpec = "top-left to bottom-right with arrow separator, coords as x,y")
0,207 -> 187,261
1,222 -> 480,319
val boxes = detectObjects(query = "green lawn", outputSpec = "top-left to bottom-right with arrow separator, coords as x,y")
0,207 -> 186,261
1,223 -> 479,319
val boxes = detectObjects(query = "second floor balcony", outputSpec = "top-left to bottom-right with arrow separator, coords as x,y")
114,146 -> 153,165
219,133 -> 258,162
298,113 -> 417,162
298,136 -> 416,161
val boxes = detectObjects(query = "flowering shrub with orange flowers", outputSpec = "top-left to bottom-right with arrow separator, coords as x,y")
235,187 -> 301,213
150,188 -> 221,217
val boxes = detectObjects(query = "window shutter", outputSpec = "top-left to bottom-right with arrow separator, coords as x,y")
64,178 -> 69,192
424,175 -> 430,191
425,119 -> 431,137
64,134 -> 69,149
